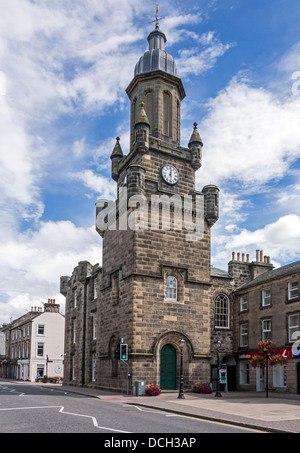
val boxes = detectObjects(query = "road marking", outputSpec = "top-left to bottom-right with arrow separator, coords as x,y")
124,405 -> 177,416
0,405 -> 131,433
59,406 -> 131,433
0,406 -> 62,411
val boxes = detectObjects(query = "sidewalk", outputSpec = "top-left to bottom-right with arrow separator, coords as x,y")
49,383 -> 300,433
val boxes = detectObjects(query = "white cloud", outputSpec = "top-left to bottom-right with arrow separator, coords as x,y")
212,214 -> 300,271
0,96 -> 45,224
69,170 -> 116,200
177,32 -> 235,77
198,77 -> 300,189
0,220 -> 101,323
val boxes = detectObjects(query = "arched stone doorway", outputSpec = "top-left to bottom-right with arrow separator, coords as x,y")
154,330 -> 193,391
160,344 -> 177,390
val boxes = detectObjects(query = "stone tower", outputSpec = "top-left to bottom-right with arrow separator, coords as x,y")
95,22 -> 219,392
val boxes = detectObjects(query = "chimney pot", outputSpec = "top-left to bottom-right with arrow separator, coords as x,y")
260,250 -> 263,262
242,253 -> 245,262
232,252 -> 235,261
246,254 -> 250,262
256,250 -> 260,261
237,252 -> 240,261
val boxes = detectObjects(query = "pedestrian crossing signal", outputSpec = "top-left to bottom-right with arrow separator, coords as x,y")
120,344 -> 128,360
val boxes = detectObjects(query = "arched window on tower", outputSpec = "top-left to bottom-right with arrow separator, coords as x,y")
214,294 -> 230,329
145,90 -> 153,133
176,99 -> 180,143
163,91 -> 172,137
166,276 -> 177,300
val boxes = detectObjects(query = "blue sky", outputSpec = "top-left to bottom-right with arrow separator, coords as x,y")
0,0 -> 300,322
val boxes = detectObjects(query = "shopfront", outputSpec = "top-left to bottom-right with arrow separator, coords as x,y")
238,348 -> 300,394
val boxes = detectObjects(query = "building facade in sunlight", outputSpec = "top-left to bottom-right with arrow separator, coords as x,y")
0,300 -> 64,382
60,23 -> 300,395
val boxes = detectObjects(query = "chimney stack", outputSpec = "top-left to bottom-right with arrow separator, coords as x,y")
44,298 -> 60,313
229,250 -> 273,286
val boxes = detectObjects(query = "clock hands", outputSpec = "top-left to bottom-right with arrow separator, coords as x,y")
161,164 -> 179,185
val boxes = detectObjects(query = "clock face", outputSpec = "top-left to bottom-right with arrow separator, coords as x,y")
161,164 -> 179,185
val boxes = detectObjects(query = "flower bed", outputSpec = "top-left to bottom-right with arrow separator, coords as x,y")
193,383 -> 212,394
145,383 -> 161,396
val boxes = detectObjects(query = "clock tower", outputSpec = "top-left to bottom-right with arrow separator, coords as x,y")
96,21 -> 219,392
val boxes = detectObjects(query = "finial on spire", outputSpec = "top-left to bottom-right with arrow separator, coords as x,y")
149,4 -> 163,29
155,4 -> 159,29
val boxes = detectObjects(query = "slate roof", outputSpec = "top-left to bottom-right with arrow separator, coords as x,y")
210,266 -> 232,279
238,260 -> 300,290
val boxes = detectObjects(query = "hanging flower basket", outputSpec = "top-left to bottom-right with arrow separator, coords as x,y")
258,340 -> 276,356
250,354 -> 266,368
269,354 -> 287,367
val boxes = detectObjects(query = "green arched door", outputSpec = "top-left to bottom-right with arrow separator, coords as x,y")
160,344 -> 177,390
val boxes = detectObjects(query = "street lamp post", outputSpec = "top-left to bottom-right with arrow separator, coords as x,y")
215,340 -> 222,398
178,338 -> 185,399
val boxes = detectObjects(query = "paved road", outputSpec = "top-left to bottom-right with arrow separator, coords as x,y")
0,382 -> 265,434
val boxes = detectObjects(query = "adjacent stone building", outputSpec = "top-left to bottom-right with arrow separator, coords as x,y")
60,23 -> 300,395
232,257 -> 300,394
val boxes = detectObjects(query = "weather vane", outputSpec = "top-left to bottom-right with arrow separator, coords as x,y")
149,4 -> 163,29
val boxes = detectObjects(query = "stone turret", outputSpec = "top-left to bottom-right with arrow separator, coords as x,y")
134,102 -> 150,154
202,185 -> 219,227
110,137 -> 123,182
188,122 -> 203,170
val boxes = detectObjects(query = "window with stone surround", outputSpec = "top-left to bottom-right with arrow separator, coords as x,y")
262,318 -> 272,340
261,288 -> 271,307
288,281 -> 299,301
166,276 -> 177,300
94,278 -> 98,300
239,322 -> 248,347
288,313 -> 300,343
214,294 -> 230,329
240,294 -> 248,312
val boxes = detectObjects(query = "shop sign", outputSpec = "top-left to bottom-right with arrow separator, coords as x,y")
238,348 -> 296,360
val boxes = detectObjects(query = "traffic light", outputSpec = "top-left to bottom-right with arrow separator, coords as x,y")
120,344 -> 128,361
114,343 -> 120,360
